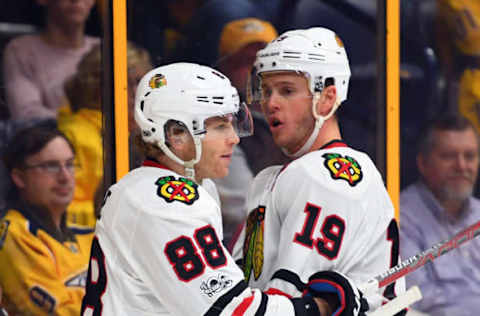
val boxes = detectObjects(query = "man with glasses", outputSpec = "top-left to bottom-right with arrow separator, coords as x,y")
0,123 -> 93,315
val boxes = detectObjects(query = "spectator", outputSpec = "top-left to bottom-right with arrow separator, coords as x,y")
58,42 -> 151,228
212,17 -> 289,247
400,113 -> 480,316
2,0 -> 99,121
0,123 -> 93,315
171,0 -> 270,66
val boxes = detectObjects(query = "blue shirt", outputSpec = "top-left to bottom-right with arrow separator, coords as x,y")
400,181 -> 480,316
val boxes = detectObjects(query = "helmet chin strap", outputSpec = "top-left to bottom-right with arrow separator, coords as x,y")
158,137 -> 202,182
282,93 -> 340,158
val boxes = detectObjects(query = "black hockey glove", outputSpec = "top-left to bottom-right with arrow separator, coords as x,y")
304,271 -> 369,316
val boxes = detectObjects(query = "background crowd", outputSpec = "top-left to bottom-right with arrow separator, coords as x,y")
0,0 -> 479,315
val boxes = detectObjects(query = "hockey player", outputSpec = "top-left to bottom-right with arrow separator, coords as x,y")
233,27 -> 406,313
80,62 -> 366,316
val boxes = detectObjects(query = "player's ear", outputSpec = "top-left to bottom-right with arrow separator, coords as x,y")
11,168 -> 26,189
317,85 -> 337,116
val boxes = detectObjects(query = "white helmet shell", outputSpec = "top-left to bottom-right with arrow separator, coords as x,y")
253,27 -> 351,103
135,62 -> 242,146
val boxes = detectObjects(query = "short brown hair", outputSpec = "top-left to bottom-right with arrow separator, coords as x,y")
134,134 -> 165,159
417,113 -> 480,157
3,122 -> 75,172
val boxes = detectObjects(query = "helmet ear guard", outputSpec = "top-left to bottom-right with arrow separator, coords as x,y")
164,120 -> 191,146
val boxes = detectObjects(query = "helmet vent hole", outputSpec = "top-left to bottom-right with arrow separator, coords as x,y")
140,100 -> 145,111
272,62 -> 276,67
283,51 -> 301,59
148,119 -> 154,123
213,96 -> 224,105
197,96 -> 208,103
197,75 -> 205,80
308,53 -> 325,61
259,63 -> 264,68
145,92 -> 151,97
151,128 -> 156,132
211,71 -> 225,79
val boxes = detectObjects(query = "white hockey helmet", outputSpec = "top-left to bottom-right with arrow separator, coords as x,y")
135,62 -> 253,178
247,27 -> 351,157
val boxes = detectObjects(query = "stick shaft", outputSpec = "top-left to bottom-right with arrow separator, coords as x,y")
367,220 -> 480,290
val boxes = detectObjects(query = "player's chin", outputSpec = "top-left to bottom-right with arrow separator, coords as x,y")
214,166 -> 230,179
271,133 -> 288,148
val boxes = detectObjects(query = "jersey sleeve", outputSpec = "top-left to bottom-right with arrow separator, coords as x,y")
265,161 -> 404,310
0,216 -> 85,315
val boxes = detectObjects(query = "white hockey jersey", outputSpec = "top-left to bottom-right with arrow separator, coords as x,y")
81,160 -> 319,316
232,141 -> 405,309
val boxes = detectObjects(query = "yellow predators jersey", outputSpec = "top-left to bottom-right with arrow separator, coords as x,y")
58,108 -> 103,228
459,68 -> 480,131
438,0 -> 480,55
0,209 -> 93,316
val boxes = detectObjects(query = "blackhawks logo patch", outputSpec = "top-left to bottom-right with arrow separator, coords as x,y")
156,176 -> 199,205
242,206 -> 265,283
322,153 -> 363,186
149,73 -> 167,89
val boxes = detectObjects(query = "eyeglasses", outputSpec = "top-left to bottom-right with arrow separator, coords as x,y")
23,160 -> 77,175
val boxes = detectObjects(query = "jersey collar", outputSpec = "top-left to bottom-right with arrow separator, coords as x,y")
320,139 -> 348,149
142,159 -> 171,170
7,197 -> 75,242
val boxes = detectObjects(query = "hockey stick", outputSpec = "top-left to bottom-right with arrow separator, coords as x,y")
361,219 -> 480,294
367,286 -> 422,316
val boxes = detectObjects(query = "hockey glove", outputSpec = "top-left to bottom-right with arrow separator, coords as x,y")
304,271 -> 369,316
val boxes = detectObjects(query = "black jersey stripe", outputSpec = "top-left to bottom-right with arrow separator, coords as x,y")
271,269 -> 306,292
204,280 -> 248,316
